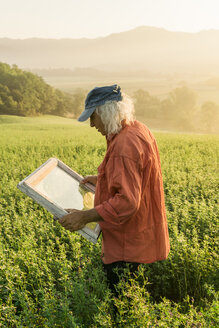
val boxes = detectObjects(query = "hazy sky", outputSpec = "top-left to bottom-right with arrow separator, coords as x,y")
1,0 -> 219,39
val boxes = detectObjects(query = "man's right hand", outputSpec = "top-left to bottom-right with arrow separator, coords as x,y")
80,175 -> 97,186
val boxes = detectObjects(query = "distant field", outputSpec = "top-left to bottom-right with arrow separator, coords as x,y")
0,115 -> 218,327
0,115 -> 78,125
43,75 -> 219,105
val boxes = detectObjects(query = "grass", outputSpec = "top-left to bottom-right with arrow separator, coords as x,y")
0,115 -> 218,327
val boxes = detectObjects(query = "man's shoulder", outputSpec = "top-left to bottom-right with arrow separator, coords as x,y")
110,120 -> 154,160
120,120 -> 154,144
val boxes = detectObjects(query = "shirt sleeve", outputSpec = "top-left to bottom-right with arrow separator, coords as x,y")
95,155 -> 144,225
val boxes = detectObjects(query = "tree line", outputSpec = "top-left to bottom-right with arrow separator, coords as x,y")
0,62 -> 218,133
0,62 -> 81,117
133,87 -> 219,133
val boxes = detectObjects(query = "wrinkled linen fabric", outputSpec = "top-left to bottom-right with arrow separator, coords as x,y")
95,120 -> 170,264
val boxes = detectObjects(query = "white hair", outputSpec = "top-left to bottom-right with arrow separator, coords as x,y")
95,93 -> 135,138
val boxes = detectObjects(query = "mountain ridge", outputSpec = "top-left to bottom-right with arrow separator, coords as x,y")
1,26 -> 219,76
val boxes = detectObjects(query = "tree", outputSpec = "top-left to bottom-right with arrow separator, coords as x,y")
0,84 -> 17,115
0,62 -> 76,117
133,89 -> 160,118
163,86 -> 197,130
199,101 -> 219,133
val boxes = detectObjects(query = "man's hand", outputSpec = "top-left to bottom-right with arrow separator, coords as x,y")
58,208 -> 103,232
59,209 -> 86,232
80,175 -> 97,186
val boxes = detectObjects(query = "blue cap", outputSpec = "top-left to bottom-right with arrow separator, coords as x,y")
78,84 -> 122,122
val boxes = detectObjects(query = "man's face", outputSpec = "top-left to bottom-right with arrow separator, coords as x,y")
90,111 -> 106,136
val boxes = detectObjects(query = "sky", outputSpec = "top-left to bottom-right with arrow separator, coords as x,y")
0,0 -> 219,39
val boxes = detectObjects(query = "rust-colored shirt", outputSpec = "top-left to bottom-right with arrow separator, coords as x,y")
94,121 -> 170,264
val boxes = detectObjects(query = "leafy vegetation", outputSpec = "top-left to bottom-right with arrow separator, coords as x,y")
0,115 -> 218,327
134,87 -> 219,133
0,63 -> 79,117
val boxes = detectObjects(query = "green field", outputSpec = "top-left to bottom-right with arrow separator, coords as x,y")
0,115 -> 218,327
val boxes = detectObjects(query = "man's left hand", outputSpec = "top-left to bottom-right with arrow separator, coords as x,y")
59,209 -> 86,232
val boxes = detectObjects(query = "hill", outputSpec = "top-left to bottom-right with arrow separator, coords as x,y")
1,27 -> 219,76
0,114 -> 78,125
0,62 -> 77,117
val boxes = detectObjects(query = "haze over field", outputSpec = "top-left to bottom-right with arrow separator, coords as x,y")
1,27 -> 219,77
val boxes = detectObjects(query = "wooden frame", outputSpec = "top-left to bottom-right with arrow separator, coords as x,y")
17,158 -> 101,244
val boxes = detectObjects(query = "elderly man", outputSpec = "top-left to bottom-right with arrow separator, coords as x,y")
59,84 -> 170,294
